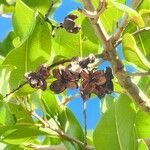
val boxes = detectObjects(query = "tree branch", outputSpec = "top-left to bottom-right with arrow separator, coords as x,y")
81,0 -> 109,49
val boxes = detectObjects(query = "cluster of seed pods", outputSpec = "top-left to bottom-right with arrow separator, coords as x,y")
25,54 -> 114,100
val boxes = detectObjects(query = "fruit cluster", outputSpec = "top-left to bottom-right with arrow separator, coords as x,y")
25,55 -> 114,100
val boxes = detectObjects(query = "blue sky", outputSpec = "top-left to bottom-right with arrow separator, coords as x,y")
0,0 -> 133,129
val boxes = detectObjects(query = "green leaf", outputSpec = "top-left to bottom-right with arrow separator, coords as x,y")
41,90 -> 59,117
3,12 -> 51,89
0,31 -> 16,57
0,101 -> 15,126
4,145 -> 23,150
122,33 -> 150,71
22,0 -> 61,15
137,0 -> 150,10
123,12 -> 150,61
7,102 -> 33,123
109,0 -> 145,27
0,65 -> 15,97
12,0 -> 34,37
93,94 -> 137,150
53,11 -> 100,58
135,110 -> 150,138
138,139 -> 148,150
137,76 -> 150,99
81,18 -> 99,44
100,0 -> 125,34
0,0 -> 7,4
58,107 -> 84,150
0,125 -> 47,145
42,136 -> 61,145
101,95 -> 115,113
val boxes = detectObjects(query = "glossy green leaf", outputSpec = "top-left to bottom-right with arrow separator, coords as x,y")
22,0 -> 61,15
41,90 -> 59,117
100,0 -> 125,34
123,14 -> 150,62
12,0 -> 34,37
101,95 -> 115,113
135,110 -> 150,138
137,76 -> 150,99
81,18 -> 99,44
0,0 -> 7,4
109,0 -> 145,27
58,107 -> 84,150
93,94 -> 137,150
0,31 -> 16,57
137,0 -> 150,10
122,33 -> 150,71
3,12 -> 51,89
42,136 -> 61,145
8,102 -> 33,123
0,126 -> 47,145
0,101 -> 15,126
4,145 -> 23,150
0,65 -> 15,97
138,139 -> 148,150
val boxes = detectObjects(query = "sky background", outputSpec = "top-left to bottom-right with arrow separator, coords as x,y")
0,0 -> 133,129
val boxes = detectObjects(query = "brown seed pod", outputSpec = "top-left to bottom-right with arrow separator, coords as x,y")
60,14 -> 80,33
37,65 -> 50,79
50,68 -> 79,94
80,67 -> 113,100
25,72 -> 47,91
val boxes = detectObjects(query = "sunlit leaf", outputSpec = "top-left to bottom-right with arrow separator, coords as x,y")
135,110 -> 150,138
122,33 -> 150,71
100,0 -> 125,34
41,90 -> 59,117
93,94 -> 137,150
3,12 -> 51,89
0,31 -> 16,57
101,95 -> 115,113
109,0 -> 145,27
12,0 -> 34,37
58,107 -> 84,150
138,139 -> 148,150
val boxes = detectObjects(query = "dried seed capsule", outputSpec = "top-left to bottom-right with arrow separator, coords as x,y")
25,72 -> 47,91
60,14 -> 80,33
50,68 -> 79,94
